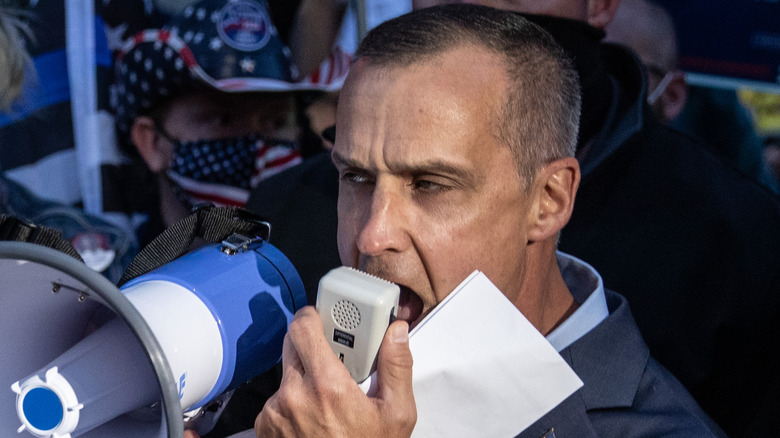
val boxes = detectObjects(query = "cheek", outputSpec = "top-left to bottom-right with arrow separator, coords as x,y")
408,209 -> 484,283
336,190 -> 360,265
166,122 -> 209,143
434,198 -> 525,277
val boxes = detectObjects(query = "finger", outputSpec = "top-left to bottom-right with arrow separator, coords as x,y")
287,306 -> 342,379
279,332 -> 304,386
183,430 -> 200,438
375,320 -> 416,426
255,398 -> 294,438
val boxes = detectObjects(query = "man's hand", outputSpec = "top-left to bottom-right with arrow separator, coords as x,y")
255,306 -> 416,437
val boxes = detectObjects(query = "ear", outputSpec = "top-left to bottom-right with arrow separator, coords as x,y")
131,116 -> 170,173
527,157 -> 581,242
660,70 -> 688,122
587,0 -> 623,29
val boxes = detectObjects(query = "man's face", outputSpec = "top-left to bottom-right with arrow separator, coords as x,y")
412,0 -> 589,21
333,47 -> 535,327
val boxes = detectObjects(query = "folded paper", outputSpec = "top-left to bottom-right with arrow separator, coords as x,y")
360,270 -> 583,437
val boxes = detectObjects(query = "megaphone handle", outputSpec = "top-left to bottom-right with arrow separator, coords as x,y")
118,205 -> 269,286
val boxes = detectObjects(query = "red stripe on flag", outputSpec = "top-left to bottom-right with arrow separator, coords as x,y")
266,152 -> 302,169
180,46 -> 198,67
184,189 -> 246,207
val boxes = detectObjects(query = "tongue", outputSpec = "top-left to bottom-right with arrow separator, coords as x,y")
397,287 -> 423,324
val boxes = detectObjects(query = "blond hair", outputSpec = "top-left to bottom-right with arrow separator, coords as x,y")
0,7 -> 33,110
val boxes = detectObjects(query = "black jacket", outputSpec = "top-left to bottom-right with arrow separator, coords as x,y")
556,35 -> 780,437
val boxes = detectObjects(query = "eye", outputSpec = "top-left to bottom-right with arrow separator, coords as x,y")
412,179 -> 439,190
410,176 -> 452,193
340,171 -> 373,185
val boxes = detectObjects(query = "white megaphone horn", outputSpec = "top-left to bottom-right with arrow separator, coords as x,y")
0,234 -> 306,438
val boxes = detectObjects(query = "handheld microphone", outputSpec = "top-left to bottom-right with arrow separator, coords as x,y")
316,267 -> 399,383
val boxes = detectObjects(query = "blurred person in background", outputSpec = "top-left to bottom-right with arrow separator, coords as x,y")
110,0 -> 348,246
605,0 -> 779,193
111,2 -> 348,435
0,0 -> 113,206
604,0 -> 687,122
0,3 -> 29,110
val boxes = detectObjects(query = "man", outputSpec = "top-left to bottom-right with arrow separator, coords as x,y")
111,0 -> 348,243
243,5 -> 723,437
248,0 -> 780,435
512,3 -> 780,435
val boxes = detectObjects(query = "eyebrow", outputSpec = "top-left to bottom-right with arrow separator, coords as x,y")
331,150 -> 478,184
331,150 -> 360,169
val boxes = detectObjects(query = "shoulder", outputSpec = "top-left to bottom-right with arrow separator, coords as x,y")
587,291 -> 725,436
520,291 -> 725,437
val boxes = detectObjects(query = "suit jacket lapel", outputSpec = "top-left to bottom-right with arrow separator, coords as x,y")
515,291 -> 649,437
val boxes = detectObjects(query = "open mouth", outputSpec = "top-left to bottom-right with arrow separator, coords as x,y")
397,285 -> 424,329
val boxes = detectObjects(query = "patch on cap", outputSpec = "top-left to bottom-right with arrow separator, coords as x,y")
215,0 -> 273,52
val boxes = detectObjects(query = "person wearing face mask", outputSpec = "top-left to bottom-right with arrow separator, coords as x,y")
601,0 -> 686,121
604,0 -> 779,194
112,0 -> 348,245
245,0 -> 780,436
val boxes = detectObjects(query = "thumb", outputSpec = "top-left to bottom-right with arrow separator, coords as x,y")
375,320 -> 414,403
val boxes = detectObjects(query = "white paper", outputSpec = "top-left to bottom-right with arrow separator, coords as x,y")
360,270 -> 583,437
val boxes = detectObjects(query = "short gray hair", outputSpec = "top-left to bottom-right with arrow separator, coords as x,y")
355,4 -> 581,188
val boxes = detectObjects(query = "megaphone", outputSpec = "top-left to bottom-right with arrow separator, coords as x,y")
1,234 -> 306,437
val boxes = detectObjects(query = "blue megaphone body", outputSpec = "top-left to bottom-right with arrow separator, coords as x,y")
10,234 -> 306,438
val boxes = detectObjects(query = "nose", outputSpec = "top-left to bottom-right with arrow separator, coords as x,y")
355,185 -> 409,257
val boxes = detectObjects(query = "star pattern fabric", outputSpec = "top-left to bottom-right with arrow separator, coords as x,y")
168,136 -> 302,207
113,0 -> 351,145
115,0 -> 292,136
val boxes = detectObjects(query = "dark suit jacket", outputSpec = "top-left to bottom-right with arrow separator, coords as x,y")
518,290 -> 726,438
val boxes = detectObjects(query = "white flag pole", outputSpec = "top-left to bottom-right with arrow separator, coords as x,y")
66,0 -> 103,215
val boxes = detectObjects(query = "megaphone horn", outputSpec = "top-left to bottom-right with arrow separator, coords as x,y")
1,233 -> 306,438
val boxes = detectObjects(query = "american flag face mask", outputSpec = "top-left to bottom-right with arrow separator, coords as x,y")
165,133 -> 302,207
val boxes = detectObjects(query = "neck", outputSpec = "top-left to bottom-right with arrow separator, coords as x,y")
537,260 -> 577,336
513,242 -> 576,336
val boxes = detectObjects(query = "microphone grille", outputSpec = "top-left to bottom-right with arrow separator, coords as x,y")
332,299 -> 361,330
